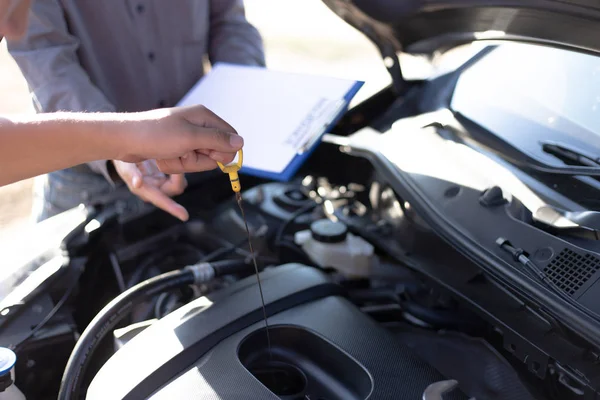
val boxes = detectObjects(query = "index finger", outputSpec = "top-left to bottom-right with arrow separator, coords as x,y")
156,153 -> 218,174
161,173 -> 187,196
138,183 -> 189,221
184,105 -> 237,134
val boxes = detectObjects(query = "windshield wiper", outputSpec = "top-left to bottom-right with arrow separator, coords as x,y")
513,140 -> 600,176
450,113 -> 600,177
542,141 -> 600,168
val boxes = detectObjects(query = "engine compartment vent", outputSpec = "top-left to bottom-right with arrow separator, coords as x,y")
544,249 -> 600,296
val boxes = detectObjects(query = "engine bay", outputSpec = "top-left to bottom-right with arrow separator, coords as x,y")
0,138 -> 548,399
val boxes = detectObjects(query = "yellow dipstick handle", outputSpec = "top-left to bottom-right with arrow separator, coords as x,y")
216,149 -> 243,193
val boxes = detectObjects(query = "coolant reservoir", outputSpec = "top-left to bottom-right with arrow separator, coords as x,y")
294,219 -> 374,277
0,348 -> 25,400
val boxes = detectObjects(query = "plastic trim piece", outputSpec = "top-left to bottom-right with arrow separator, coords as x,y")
342,141 -> 600,350
86,264 -> 344,400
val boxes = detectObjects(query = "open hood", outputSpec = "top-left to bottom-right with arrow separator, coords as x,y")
322,0 -> 600,56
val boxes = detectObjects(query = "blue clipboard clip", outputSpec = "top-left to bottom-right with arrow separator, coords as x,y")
240,80 -> 363,182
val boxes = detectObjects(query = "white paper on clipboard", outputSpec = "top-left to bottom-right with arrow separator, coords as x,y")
177,63 -> 361,175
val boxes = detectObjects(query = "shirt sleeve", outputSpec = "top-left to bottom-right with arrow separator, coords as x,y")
6,0 -> 117,183
208,0 -> 266,67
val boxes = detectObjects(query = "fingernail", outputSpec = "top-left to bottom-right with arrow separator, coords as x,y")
132,176 -> 141,187
177,205 -> 189,221
230,135 -> 244,148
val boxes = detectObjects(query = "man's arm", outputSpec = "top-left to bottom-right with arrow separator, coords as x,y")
6,0 -> 116,179
208,0 -> 266,67
0,106 -> 244,189
0,114 -> 119,186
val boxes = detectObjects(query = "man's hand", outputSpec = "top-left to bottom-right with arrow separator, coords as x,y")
113,159 -> 189,221
117,105 -> 243,175
109,105 -> 245,221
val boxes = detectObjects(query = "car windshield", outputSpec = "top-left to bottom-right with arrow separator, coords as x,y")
451,43 -> 600,166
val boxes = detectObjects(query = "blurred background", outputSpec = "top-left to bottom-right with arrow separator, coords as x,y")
0,0 -> 390,241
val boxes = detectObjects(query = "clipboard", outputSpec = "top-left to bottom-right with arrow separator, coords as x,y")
176,63 -> 364,181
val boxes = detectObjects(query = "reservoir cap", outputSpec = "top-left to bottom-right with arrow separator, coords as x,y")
310,219 -> 348,243
0,347 -> 16,377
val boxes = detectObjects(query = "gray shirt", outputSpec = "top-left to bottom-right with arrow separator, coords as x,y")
7,0 -> 265,179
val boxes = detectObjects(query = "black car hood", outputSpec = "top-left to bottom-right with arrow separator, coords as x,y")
322,0 -> 600,55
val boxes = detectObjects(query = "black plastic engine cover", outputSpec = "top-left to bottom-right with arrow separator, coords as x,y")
86,264 -> 466,399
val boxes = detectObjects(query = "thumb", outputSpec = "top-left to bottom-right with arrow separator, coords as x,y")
115,161 -> 143,189
131,170 -> 143,189
189,128 -> 244,153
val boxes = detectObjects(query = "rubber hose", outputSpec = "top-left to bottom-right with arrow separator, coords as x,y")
58,269 -> 195,400
275,203 -> 317,246
126,243 -> 203,288
210,259 -> 258,276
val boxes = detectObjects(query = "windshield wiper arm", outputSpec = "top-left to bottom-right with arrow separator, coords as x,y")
450,113 -> 600,176
541,141 -> 600,167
